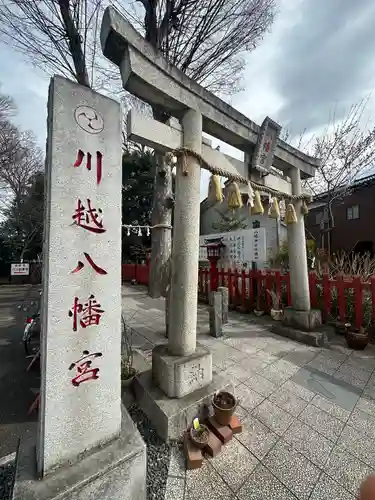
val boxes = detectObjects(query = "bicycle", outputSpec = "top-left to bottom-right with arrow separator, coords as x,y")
22,290 -> 42,357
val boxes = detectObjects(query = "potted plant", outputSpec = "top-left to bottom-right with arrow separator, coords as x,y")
121,354 -> 136,388
212,390 -> 237,426
267,289 -> 283,321
345,325 -> 369,350
189,418 -> 209,449
254,286 -> 265,316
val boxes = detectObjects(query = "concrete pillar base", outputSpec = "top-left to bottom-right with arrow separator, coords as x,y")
12,407 -> 146,500
283,307 -> 322,332
134,370 -> 233,441
152,344 -> 212,398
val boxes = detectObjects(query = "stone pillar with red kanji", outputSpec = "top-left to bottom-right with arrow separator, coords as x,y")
37,76 -> 123,476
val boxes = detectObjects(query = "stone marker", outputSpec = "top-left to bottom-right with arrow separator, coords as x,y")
209,291 -> 223,338
218,286 -> 229,324
13,76 -> 146,500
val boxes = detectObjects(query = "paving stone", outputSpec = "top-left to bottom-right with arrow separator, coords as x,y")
252,351 -> 280,365
258,364 -> 295,386
252,399 -> 294,435
209,438 -> 259,493
309,473 -> 355,500
325,444 -> 374,496
363,382 -> 375,401
355,396 -> 375,418
337,424 -> 375,468
307,353 -> 343,375
213,354 -> 237,371
334,363 -> 371,389
347,408 -> 375,439
164,476 -> 185,500
283,420 -> 334,467
237,463 -> 297,500
185,460 -> 236,500
225,363 -> 255,383
311,394 -> 351,422
234,405 -> 248,421
263,439 -> 321,500
235,413 -> 279,460
235,384 -> 265,413
281,380 -> 316,402
347,352 -> 375,373
291,367 -> 360,411
269,387 -> 308,416
243,373 -> 278,397
282,349 -> 318,367
169,444 -> 186,478
298,403 -> 344,441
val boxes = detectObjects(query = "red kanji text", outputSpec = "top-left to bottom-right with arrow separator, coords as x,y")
68,294 -> 104,331
72,199 -> 106,234
69,350 -> 103,387
71,252 -> 107,275
74,150 -> 103,185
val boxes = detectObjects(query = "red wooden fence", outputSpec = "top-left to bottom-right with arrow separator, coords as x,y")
122,263 -> 375,329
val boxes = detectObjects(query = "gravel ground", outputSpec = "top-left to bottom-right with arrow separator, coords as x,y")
0,406 -> 171,500
0,463 -> 14,500
128,403 -> 171,500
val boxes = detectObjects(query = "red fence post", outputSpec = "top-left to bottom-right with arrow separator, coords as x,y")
241,269 -> 247,310
336,274 -> 346,323
265,272 -> 272,310
228,268 -> 233,308
209,259 -> 219,292
309,272 -> 317,309
353,276 -> 363,329
322,274 -> 331,322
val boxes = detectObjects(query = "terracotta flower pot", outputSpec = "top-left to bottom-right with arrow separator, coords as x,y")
270,309 -> 283,321
212,391 -> 237,426
345,328 -> 369,350
189,424 -> 209,449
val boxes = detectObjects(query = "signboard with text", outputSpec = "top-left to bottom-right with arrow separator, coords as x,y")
11,263 -> 30,276
252,116 -> 281,173
199,228 -> 266,266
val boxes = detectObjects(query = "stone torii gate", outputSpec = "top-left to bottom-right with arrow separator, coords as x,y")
101,6 -> 321,438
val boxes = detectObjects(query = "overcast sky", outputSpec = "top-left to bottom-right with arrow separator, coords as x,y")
1,0 -> 375,200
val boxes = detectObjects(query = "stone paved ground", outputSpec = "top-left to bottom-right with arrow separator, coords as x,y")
122,284 -> 375,500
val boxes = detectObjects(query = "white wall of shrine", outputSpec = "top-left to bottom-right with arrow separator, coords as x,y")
200,197 -> 287,268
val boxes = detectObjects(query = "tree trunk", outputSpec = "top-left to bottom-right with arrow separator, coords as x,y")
58,0 -> 90,87
148,151 -> 173,298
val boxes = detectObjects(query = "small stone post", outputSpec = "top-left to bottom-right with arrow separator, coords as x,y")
217,286 -> 229,324
168,109 -> 202,357
209,291 -> 223,337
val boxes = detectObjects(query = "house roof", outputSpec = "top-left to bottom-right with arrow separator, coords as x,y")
312,172 -> 375,202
